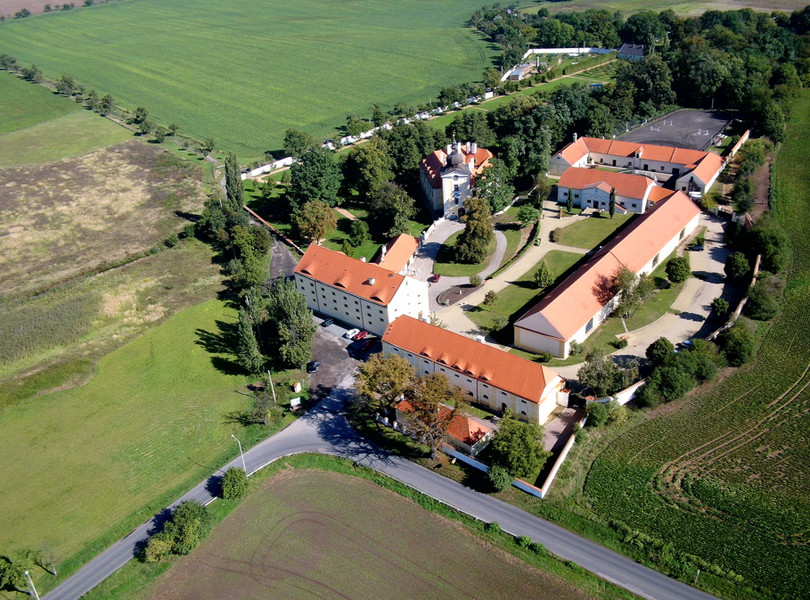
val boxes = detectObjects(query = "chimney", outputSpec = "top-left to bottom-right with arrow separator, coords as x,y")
361,257 -> 367,262
446,143 -> 453,155
368,277 -> 376,285
471,141 -> 477,154
381,245 -> 387,261
466,141 -> 471,153
573,133 -> 578,143
469,157 -> 475,171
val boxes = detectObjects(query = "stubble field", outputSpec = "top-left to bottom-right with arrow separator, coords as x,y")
144,469 -> 599,600
0,0 -> 492,159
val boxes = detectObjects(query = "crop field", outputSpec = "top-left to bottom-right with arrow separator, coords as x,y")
0,140 -> 204,298
0,0 -> 492,159
0,300 -> 270,593
581,91 -> 810,599
143,469 -> 596,600
0,70 -> 81,134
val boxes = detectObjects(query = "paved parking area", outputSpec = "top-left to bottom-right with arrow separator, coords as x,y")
618,109 -> 733,151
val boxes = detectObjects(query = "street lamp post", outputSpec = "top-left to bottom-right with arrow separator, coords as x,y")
24,571 -> 40,600
231,434 -> 247,473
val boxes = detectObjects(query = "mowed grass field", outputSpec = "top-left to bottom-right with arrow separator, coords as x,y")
0,300 -> 257,592
0,0 -> 492,159
143,469 -> 598,600
0,71 -> 131,165
580,91 -> 810,599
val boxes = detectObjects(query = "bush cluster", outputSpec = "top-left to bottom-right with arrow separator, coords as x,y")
142,501 -> 213,563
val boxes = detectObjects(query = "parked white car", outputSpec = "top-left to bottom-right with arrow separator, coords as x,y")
344,328 -> 360,339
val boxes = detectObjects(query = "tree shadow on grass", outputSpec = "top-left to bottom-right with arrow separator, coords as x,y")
195,321 -> 249,376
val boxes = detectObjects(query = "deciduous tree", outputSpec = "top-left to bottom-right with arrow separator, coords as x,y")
221,467 -> 248,499
288,147 -> 342,211
293,200 -> 337,243
402,373 -> 468,460
476,159 -> 515,214
236,308 -> 264,374
646,337 -> 675,366
264,277 -> 316,368
488,410 -> 550,479
369,182 -> 416,238
283,129 -> 316,159
343,138 -> 394,199
355,353 -> 415,413
455,194 -> 494,264
724,251 -> 750,280
665,256 -> 690,283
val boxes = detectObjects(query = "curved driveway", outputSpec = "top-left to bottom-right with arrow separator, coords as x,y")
45,371 -> 716,600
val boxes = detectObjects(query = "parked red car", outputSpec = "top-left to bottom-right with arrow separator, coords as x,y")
353,330 -> 368,341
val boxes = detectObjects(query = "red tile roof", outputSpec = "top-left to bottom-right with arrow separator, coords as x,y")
558,168 -> 656,200
383,315 -> 561,403
554,138 -> 724,183
396,400 -> 491,446
419,146 -> 494,188
515,192 -> 700,341
295,245 -> 406,306
374,234 -> 419,274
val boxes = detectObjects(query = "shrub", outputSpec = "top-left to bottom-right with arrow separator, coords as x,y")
646,337 -> 675,366
717,323 -> 755,366
613,338 -> 628,349
485,521 -> 502,534
586,402 -> 609,427
569,341 -> 583,355
221,467 -> 248,500
744,277 -> 783,321
348,220 -> 369,246
162,500 -> 213,556
724,252 -> 750,280
469,274 -> 482,287
711,297 -> 730,317
539,350 -> 552,363
143,532 -> 173,563
516,535 -> 533,548
550,228 -> 559,243
665,257 -> 690,284
488,464 -> 512,492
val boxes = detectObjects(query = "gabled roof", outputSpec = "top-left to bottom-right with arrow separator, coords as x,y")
420,145 -> 494,188
618,43 -> 645,57
687,152 -> 725,185
396,400 -> 491,446
383,315 -> 561,403
374,234 -> 419,274
555,137 -> 714,167
558,168 -> 656,201
295,245 -> 406,306
515,192 -> 700,341
556,137 -> 589,165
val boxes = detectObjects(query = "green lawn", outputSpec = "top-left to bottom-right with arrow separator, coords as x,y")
0,300 -> 293,593
551,213 -> 634,249
0,110 -> 133,166
467,250 -> 583,338
0,0 -> 492,159
433,230 -> 497,277
0,70 -> 82,134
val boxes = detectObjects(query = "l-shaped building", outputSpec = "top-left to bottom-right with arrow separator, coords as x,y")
294,245 -> 428,336
550,136 -> 725,196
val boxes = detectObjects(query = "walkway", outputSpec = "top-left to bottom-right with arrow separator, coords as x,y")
435,200 -> 588,343
410,219 -> 509,313
44,372 -> 716,600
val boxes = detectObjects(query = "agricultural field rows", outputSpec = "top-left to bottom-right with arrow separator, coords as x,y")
0,0 -> 492,159
582,91 -> 810,599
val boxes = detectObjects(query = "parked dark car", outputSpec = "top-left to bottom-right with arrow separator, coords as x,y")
306,361 -> 321,373
321,318 -> 334,327
361,337 -> 376,351
688,244 -> 704,252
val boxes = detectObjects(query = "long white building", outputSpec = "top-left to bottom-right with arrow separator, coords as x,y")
514,191 -> 701,358
294,245 -> 428,336
383,316 -> 566,425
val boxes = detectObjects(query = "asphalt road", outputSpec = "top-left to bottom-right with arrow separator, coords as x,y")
44,351 -> 717,600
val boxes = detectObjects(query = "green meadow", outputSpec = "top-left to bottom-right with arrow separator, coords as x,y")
0,71 -> 131,166
0,300 -> 266,590
0,0 -> 492,159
